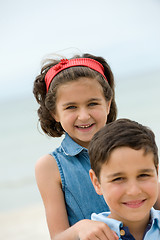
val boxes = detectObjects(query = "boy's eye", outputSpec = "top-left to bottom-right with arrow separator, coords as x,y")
112,177 -> 124,182
138,174 -> 150,178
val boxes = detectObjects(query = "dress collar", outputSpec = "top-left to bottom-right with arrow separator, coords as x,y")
61,133 -> 87,156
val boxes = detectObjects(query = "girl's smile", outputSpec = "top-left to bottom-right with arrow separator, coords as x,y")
75,123 -> 95,131
54,77 -> 111,148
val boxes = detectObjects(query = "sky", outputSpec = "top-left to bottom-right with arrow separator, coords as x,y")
0,0 -> 160,101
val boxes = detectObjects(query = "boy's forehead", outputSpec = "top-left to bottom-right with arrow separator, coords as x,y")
102,147 -> 156,171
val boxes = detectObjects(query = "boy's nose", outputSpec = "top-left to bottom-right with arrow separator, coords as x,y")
126,181 -> 142,196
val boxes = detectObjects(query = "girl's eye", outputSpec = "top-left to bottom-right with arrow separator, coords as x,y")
88,102 -> 98,107
65,106 -> 76,110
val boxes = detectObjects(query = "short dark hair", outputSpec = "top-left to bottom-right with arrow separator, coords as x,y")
33,53 -> 117,137
88,118 -> 159,179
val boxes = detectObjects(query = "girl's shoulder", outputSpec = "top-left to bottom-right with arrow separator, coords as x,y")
35,154 -> 61,185
35,153 -> 56,169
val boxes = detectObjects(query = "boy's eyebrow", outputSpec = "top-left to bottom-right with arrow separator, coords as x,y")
138,168 -> 156,173
107,169 -> 155,178
107,172 -> 124,178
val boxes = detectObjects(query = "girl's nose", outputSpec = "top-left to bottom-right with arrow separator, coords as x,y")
78,108 -> 90,121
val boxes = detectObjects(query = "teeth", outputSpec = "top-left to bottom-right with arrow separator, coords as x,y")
78,124 -> 91,128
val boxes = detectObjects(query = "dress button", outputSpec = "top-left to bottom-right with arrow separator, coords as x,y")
120,229 -> 125,236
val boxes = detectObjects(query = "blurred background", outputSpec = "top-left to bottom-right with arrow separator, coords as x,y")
0,0 -> 160,239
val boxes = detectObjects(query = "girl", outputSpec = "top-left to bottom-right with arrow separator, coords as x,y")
33,53 -> 120,240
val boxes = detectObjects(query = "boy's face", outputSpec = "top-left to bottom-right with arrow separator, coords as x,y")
90,147 -> 159,226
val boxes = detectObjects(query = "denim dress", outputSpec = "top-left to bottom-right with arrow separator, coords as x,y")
51,133 -> 109,226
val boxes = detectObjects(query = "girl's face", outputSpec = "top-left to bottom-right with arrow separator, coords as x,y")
54,77 -> 111,148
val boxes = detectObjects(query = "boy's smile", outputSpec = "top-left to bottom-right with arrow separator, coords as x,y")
54,77 -> 111,148
122,199 -> 146,208
92,147 -> 159,228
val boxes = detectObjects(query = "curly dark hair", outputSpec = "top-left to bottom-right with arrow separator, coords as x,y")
33,53 -> 117,137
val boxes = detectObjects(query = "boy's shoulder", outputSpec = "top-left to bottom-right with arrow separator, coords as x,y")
150,207 -> 160,225
91,211 -> 122,237
91,208 -> 160,238
91,208 -> 160,222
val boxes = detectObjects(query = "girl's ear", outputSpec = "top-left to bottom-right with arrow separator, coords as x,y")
50,112 -> 60,123
89,169 -> 102,195
107,99 -> 112,115
156,164 -> 159,176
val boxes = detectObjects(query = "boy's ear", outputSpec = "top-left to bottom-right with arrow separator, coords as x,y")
89,169 -> 103,195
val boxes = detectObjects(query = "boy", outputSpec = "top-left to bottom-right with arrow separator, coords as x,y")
88,118 -> 160,240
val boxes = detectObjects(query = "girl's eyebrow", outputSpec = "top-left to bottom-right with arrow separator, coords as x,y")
62,98 -> 102,107
88,98 -> 102,102
62,102 -> 76,107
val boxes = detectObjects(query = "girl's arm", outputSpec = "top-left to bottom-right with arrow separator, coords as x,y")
35,154 -> 70,237
54,219 -> 119,240
35,155 -> 118,240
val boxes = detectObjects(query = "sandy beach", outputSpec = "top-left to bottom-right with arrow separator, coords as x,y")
0,202 -> 50,240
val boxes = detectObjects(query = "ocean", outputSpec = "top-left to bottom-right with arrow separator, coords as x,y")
0,70 -> 160,213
